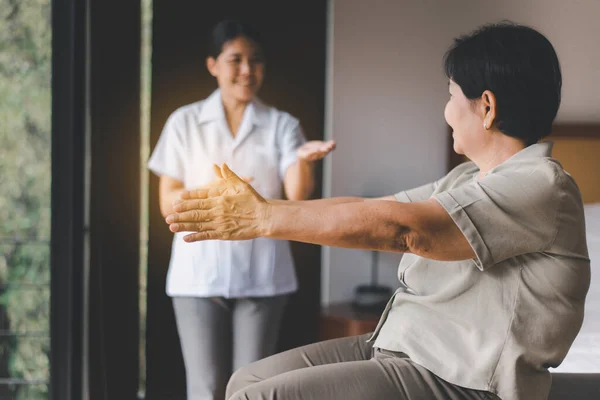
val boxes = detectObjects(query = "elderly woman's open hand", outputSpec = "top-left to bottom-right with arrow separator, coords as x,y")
166,164 -> 270,242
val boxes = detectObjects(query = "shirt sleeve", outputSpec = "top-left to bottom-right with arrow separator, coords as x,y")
394,180 -> 440,203
278,118 -> 307,180
434,161 -> 562,270
395,162 -> 477,202
147,112 -> 186,181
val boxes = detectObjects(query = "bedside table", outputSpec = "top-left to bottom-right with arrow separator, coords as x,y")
318,302 -> 382,341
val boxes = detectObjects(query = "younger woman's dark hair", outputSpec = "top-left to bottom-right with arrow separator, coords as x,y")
208,19 -> 264,59
444,21 -> 562,145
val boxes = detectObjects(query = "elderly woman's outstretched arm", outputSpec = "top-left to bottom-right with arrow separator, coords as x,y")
166,164 -> 475,261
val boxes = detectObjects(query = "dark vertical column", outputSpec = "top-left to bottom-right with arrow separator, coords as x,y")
87,1 -> 141,399
146,1 -> 327,397
50,0 -> 88,398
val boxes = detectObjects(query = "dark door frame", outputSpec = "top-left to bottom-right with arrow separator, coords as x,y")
50,0 -> 89,398
51,0 -> 142,399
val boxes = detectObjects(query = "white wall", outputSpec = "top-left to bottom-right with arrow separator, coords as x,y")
322,0 -> 600,305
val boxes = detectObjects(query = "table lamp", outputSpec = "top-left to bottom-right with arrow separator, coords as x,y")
352,250 -> 393,313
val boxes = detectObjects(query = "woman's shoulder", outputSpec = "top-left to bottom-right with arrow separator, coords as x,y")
496,155 -> 566,187
158,99 -> 212,142
168,89 -> 223,123
445,160 -> 480,181
253,98 -> 300,126
168,100 -> 208,122
484,156 -> 583,208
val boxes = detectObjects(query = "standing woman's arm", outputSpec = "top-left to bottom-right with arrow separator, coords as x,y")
158,176 -> 185,217
278,116 -> 335,201
283,158 -> 315,201
283,140 -> 336,201
148,110 -> 188,217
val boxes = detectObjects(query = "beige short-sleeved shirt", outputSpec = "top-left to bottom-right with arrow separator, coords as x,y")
370,142 -> 590,400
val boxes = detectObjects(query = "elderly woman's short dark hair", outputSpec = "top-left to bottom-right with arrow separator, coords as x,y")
444,21 -> 562,146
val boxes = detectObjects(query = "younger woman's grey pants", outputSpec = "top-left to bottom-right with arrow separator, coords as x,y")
172,295 -> 288,400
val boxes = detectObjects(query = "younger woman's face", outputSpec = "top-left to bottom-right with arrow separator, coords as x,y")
207,36 -> 265,103
444,80 -> 486,157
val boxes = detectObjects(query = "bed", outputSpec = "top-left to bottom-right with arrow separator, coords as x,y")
447,123 -> 600,398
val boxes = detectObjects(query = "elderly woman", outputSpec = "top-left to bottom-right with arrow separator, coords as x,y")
165,22 -> 590,400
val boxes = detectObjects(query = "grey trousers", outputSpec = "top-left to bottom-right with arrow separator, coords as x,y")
226,333 -> 499,400
172,295 -> 288,400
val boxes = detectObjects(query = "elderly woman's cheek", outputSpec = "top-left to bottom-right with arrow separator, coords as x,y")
444,100 -> 453,128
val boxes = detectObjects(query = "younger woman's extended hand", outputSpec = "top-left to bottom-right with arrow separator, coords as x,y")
297,140 -> 336,162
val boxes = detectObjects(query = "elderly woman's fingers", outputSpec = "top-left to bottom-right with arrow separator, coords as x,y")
181,182 -> 230,200
216,163 -> 254,183
172,199 -> 213,213
167,200 -> 220,223
167,209 -> 210,224
183,231 -> 222,242
180,166 -> 227,200
169,221 -> 217,233
213,164 -> 224,179
181,188 -> 210,200
221,163 -> 246,184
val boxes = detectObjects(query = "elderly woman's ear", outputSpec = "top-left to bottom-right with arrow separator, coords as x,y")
480,90 -> 497,130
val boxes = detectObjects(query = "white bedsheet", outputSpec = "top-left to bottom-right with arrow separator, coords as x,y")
554,203 -> 600,372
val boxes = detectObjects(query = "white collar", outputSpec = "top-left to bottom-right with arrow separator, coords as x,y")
196,89 -> 270,128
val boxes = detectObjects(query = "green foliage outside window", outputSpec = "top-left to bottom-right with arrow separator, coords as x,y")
0,0 -> 52,398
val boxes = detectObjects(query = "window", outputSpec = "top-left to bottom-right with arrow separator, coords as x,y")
0,0 -> 52,398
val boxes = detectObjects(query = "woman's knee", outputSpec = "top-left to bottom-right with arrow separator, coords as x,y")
226,387 -> 250,400
225,363 -> 257,400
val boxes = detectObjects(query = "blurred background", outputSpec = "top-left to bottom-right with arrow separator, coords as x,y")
1,0 -> 599,399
